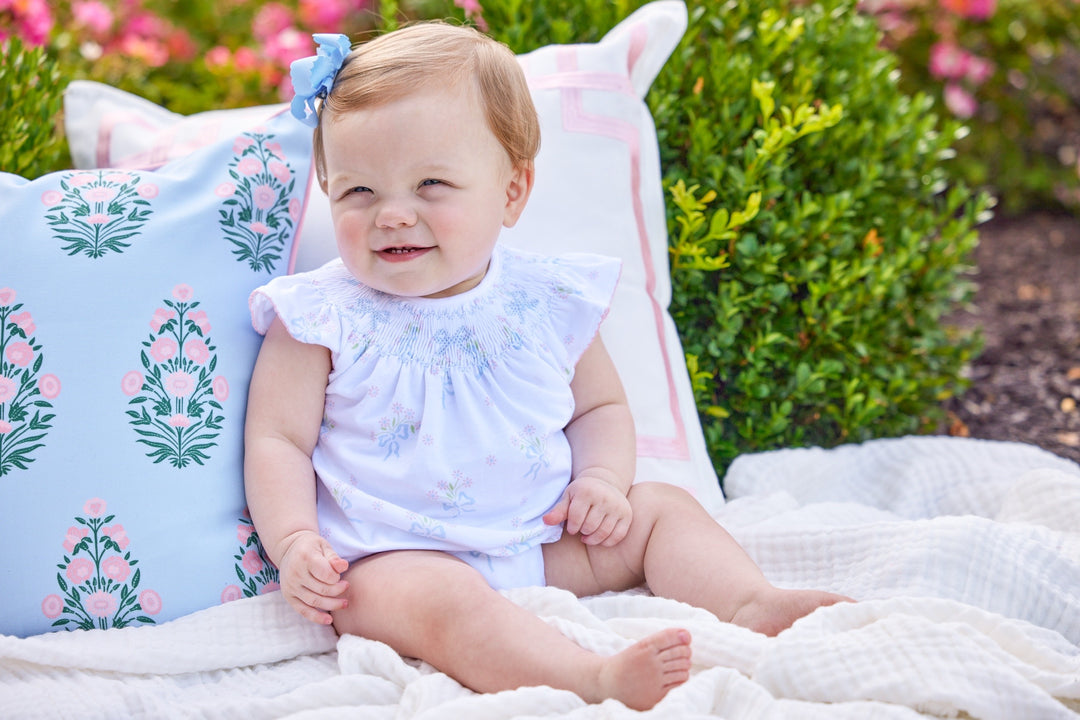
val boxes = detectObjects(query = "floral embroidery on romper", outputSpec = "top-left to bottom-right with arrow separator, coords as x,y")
0,288 -> 59,477
221,511 -> 280,603
41,498 -> 161,630
123,284 -> 229,468
428,470 -> 476,517
42,171 -> 157,258
372,402 -> 417,459
511,424 -> 549,481
216,128 -> 299,273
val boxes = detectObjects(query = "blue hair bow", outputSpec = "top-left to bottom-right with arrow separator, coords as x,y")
290,33 -> 352,128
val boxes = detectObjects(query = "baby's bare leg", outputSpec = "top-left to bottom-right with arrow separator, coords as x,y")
544,482 -> 850,636
331,549 -> 691,710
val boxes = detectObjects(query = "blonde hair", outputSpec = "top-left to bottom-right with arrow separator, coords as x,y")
313,22 -> 540,191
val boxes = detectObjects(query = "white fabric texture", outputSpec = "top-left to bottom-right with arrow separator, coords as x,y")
3,435 -> 1078,719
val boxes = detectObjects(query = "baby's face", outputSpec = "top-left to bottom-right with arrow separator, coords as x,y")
322,82 -> 531,298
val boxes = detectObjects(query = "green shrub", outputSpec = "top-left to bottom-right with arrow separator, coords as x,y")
0,36 -> 68,178
648,1 -> 991,473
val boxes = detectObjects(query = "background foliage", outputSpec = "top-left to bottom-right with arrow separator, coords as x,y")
4,0 -> 1059,478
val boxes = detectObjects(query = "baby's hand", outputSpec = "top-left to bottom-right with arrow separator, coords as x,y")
543,472 -> 632,547
275,530 -> 350,625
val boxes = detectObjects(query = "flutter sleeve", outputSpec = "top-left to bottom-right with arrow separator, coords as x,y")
248,260 -> 347,350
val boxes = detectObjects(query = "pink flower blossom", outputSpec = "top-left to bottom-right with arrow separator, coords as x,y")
121,370 -> 145,397
102,524 -> 129,550
299,0 -> 349,30
233,136 -> 256,154
150,337 -> 178,362
944,82 -> 977,118
164,371 -> 195,398
929,42 -> 969,80
0,421 -> 11,435
242,550 -> 265,575
139,589 -> 163,615
238,157 -> 263,176
66,557 -> 95,584
38,374 -> 61,400
101,556 -> 130,582
943,0 -> 996,20
215,182 -> 236,198
0,376 -> 16,403
254,3 -> 294,41
184,338 -> 210,364
0,288 -> 14,306
190,310 -> 211,333
63,526 -> 89,553
965,55 -> 995,86
119,34 -> 169,67
221,585 -> 243,603
289,198 -> 302,222
85,590 -> 117,618
68,173 -> 96,187
84,498 -> 107,517
3,0 -> 54,45
168,413 -> 191,427
234,46 -> 259,73
172,284 -> 194,301
87,213 -> 110,225
206,45 -> 231,70
42,594 -> 64,619
12,311 -> 35,335
103,172 -> 132,184
41,190 -> 63,206
72,0 -> 113,36
237,522 -> 254,544
267,142 -> 285,159
259,581 -> 281,595
212,376 -> 229,402
82,186 -> 117,203
269,160 -> 291,185
150,308 -> 175,331
263,27 -> 311,68
138,184 -> 159,199
253,184 -> 277,210
5,341 -> 34,367
249,221 -> 270,235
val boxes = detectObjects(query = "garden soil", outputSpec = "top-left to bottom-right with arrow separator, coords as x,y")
941,211 -> 1080,465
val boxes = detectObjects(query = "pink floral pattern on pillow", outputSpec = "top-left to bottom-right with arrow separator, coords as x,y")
0,287 -> 59,477
43,171 -> 156,258
123,284 -> 228,468
221,511 -> 280,603
42,498 -> 160,631
217,127 -> 299,273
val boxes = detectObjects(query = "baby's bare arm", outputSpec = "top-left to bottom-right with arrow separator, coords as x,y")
244,318 -> 347,624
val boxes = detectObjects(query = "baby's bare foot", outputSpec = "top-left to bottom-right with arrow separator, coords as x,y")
596,628 -> 692,711
731,588 -> 853,637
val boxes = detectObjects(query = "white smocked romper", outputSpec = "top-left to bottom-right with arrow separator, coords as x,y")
250,245 -> 620,589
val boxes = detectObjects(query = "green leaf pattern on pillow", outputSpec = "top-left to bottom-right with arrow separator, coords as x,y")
41,498 -> 161,631
0,288 -> 58,477
123,284 -> 228,468
42,171 -> 156,258
221,511 -> 280,603
217,127 -> 300,274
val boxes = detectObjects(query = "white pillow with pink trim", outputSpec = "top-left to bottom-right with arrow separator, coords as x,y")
63,0 -> 724,513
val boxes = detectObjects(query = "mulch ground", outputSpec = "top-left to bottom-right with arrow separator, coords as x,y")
941,211 -> 1080,464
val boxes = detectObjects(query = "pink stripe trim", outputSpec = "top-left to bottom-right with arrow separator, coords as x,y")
553,48 -> 689,461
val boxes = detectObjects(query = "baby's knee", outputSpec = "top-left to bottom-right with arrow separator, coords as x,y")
627,481 -> 696,509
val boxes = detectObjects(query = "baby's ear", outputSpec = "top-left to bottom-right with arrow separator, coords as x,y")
502,162 -> 534,228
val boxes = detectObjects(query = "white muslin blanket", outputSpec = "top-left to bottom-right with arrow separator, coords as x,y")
2,436 -> 1078,719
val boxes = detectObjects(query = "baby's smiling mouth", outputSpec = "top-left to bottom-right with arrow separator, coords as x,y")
379,246 -> 432,260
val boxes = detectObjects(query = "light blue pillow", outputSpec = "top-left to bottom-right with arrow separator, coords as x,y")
0,109 -> 311,636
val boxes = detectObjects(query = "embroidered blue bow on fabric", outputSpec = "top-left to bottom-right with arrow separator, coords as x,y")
290,33 -> 352,128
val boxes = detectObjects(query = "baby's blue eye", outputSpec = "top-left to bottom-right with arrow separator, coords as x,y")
420,179 -> 443,188
352,186 -> 372,194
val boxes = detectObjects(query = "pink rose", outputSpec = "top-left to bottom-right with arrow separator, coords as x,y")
253,184 -> 277,210
253,2 -> 292,41
289,198 -> 301,222
0,376 -> 16,402
929,42 -> 969,80
184,338 -> 210,364
72,1 -> 114,36
0,288 -> 15,306
85,590 -> 117,618
138,184 -> 159,199
66,557 -> 95,584
189,310 -> 211,333
63,526 -> 89,553
150,308 -> 176,332
241,550 -> 265,575
12,311 -> 35,335
83,498 -> 107,518
213,376 -> 230,402
165,371 -> 195,398
0,421 -> 11,435
944,83 -> 977,119
237,523 -> 254,544
172,284 -> 194,301
238,157 -> 262,176
67,173 -> 96,187
101,556 -> 130,582
249,221 -> 270,235
121,370 -> 145,397
215,182 -> 236,198
41,190 -> 63,206
221,585 -> 243,603
168,414 -> 190,427
87,213 -> 110,225
103,172 -> 132,184
259,581 -> 281,595
150,337 -> 178,362
139,590 -> 162,615
38,374 -> 61,399
269,160 -> 291,185
5,341 -> 34,367
42,594 -> 64,619
102,524 -> 129,550
82,186 -> 118,203
232,136 -> 255,154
